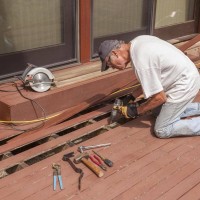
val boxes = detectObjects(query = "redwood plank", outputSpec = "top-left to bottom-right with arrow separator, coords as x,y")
0,104 -> 112,154
1,92 -> 200,200
156,169 -> 200,200
0,114 -> 152,186
79,0 -> 91,63
0,68 -> 137,121
122,138 -> 200,200
179,182 -> 200,200
1,130 -> 170,199
178,34 -> 200,52
0,117 -> 150,199
138,161 -> 200,200
0,125 -> 21,139
0,118 -> 109,170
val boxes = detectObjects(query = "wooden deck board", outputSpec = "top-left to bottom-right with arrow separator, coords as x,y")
1,95 -> 200,199
0,104 -> 112,153
178,182 -> 200,200
0,118 -> 109,170
0,118 -> 149,199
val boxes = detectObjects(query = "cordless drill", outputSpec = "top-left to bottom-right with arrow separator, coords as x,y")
110,94 -> 146,124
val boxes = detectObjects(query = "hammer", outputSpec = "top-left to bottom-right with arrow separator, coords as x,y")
74,152 -> 104,178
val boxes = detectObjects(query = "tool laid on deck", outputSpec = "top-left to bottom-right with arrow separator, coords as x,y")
22,63 -> 55,92
78,143 -> 111,153
52,163 -> 64,191
93,150 -> 114,167
63,152 -> 84,190
89,154 -> 107,171
74,152 -> 104,177
110,94 -> 147,124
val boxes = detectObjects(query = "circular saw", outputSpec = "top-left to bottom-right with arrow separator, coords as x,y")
22,64 -> 55,92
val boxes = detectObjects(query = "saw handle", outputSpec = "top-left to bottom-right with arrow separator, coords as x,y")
81,157 -> 104,177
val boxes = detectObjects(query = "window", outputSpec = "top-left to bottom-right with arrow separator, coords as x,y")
92,0 -> 150,57
0,0 -> 76,78
155,0 -> 195,28
153,0 -> 199,40
0,0 -> 200,78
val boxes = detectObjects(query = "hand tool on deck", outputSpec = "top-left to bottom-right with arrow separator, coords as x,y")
62,152 -> 84,190
89,154 -> 107,171
74,152 -> 104,177
93,150 -> 114,167
78,143 -> 111,153
110,94 -> 147,124
52,163 -> 64,191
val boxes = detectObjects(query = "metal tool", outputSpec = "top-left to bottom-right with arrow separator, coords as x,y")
22,63 -> 55,92
89,154 -> 107,171
110,94 -> 147,124
52,163 -> 63,191
74,152 -> 104,177
93,150 -> 114,167
110,94 -> 135,124
63,152 -> 84,190
78,143 -> 111,153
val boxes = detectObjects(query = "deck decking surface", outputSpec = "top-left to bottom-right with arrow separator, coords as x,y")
1,93 -> 200,200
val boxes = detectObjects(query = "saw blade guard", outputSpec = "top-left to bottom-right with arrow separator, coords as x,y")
23,67 -> 55,92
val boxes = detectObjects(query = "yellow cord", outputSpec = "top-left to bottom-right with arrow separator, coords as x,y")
0,83 -> 141,124
110,83 -> 140,95
0,113 -> 61,124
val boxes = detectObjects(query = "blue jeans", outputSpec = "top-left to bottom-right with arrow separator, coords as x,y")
154,99 -> 200,138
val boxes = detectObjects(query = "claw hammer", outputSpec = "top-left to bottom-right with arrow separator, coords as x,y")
74,152 -> 104,177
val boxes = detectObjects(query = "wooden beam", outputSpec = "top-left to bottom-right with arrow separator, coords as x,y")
178,34 -> 200,52
0,68 -> 138,121
79,0 -> 91,63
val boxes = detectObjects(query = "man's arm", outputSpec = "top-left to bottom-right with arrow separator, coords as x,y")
137,91 -> 167,115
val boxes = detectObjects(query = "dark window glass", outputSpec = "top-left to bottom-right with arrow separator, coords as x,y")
0,0 -> 76,78
92,0 -> 149,57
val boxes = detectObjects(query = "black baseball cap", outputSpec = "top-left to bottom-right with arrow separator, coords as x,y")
98,40 -> 121,72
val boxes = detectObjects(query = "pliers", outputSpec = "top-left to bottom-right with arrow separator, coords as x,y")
52,163 -> 64,190
89,154 -> 107,171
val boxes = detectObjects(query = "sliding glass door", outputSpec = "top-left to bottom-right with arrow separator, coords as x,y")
91,0 -> 150,57
0,0 -> 77,78
154,0 -> 199,39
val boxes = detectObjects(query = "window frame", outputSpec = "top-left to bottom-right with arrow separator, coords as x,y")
152,0 -> 200,40
91,0 -> 152,58
0,0 -> 77,79
88,0 -> 200,61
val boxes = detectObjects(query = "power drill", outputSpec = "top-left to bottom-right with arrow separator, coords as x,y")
110,94 -> 146,124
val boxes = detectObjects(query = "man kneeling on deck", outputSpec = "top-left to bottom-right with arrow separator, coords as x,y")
98,35 -> 200,138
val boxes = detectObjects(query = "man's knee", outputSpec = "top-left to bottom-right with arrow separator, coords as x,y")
154,127 -> 171,139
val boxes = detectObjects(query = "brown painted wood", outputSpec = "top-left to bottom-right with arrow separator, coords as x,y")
0,68 -> 137,121
155,169 -> 200,199
0,115 -> 152,190
178,34 -> 200,52
2,110 -> 200,200
80,0 -> 91,63
0,104 -> 112,153
179,183 -> 200,200
0,118 -> 109,170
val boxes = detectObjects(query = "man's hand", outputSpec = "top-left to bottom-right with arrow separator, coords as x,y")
121,103 -> 138,118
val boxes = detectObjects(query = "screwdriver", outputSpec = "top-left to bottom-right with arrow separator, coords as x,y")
92,150 -> 113,167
